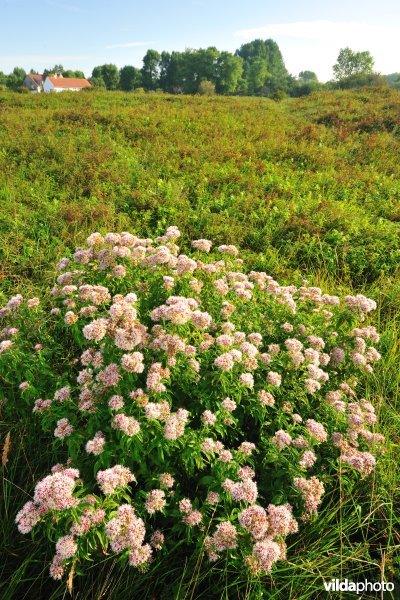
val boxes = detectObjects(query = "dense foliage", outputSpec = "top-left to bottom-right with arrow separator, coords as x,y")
2,227 -> 384,585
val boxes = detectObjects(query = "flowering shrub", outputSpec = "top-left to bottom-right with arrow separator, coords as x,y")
0,227 -> 385,582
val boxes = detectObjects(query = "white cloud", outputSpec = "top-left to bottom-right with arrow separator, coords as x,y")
234,20 -> 400,81
105,41 -> 156,49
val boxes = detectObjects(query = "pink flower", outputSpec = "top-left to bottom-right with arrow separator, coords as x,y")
145,489 -> 166,514
221,397 -> 236,412
97,465 -> 135,495
214,353 -> 234,371
223,478 -> 258,504
240,373 -> 254,388
239,506 -> 268,539
55,535 -> 77,560
54,386 -> 71,403
238,466 -> 255,480
85,432 -> 106,455
82,318 -> 109,342
294,476 -> 325,516
202,410 -> 217,426
266,504 -> 298,535
212,521 -> 238,551
32,470 -> 79,512
54,418 -> 74,439
129,543 -> 152,567
121,352 -> 144,373
299,450 -> 317,468
183,510 -> 202,526
258,390 -> 275,407
106,504 -> 146,553
341,451 -> 376,476
159,473 -> 174,488
179,498 -> 193,514
206,491 -> 220,505
64,311 -> 78,325
252,538 -> 282,572
112,414 -> 141,437
271,430 -> 292,450
150,530 -> 164,550
97,363 -> 121,387
267,371 -> 281,387
15,501 -> 41,534
163,415 -> 184,440
306,419 -> 327,443
108,395 -> 125,410
49,556 -> 65,580
192,239 -> 212,253
27,298 -> 40,308
238,441 -> 256,455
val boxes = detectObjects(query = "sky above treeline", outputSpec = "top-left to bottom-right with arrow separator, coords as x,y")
1,0 -> 399,82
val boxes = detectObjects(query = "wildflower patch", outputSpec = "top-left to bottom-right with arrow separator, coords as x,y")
0,226 -> 384,581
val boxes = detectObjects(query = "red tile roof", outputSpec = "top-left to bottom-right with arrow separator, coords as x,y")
27,74 -> 44,83
48,77 -> 92,88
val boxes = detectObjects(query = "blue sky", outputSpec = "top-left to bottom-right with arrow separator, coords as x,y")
1,0 -> 399,81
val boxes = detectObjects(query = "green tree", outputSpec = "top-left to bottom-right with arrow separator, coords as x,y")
44,64 -> 64,76
89,76 -> 106,89
141,50 -> 161,90
158,51 -> 171,91
335,72 -> 386,89
333,48 -> 374,81
158,51 -> 186,92
298,70 -> 318,82
246,58 -> 268,94
6,67 -> 26,89
216,52 -> 243,94
62,70 -> 85,79
236,39 -> 289,96
178,47 -> 220,94
385,73 -> 400,89
119,66 -> 142,91
92,64 -> 119,90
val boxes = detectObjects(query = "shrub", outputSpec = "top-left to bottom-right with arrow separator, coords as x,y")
1,227 -> 384,582
271,89 -> 287,102
15,86 -> 29,94
198,80 -> 216,96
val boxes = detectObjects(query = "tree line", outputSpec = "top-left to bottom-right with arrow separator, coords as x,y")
1,41 -> 398,96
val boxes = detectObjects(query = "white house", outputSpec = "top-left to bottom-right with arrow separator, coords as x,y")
43,74 -> 92,92
23,74 -> 44,93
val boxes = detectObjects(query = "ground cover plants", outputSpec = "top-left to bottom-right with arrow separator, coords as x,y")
1,88 -> 400,599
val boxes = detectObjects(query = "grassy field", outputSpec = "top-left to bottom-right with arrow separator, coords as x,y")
1,88 -> 400,599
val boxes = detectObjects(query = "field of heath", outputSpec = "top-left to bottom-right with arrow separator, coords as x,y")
0,88 -> 399,600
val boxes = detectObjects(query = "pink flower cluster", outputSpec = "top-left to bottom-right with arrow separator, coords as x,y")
10,227 -> 385,581
16,468 -> 80,534
96,465 -> 136,495
294,476 -> 325,518
106,504 -> 151,568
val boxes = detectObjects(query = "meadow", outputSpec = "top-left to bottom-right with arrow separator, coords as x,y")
0,88 -> 400,599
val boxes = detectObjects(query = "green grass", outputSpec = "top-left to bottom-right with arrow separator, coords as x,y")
1,87 -> 400,598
